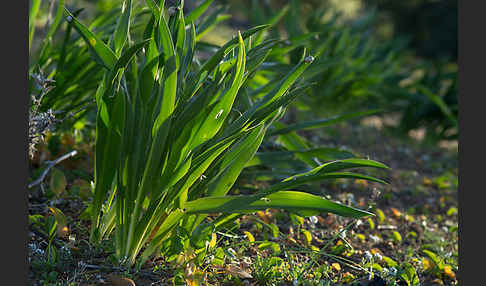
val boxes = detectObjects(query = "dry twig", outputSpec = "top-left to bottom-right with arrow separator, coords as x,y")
28,150 -> 78,189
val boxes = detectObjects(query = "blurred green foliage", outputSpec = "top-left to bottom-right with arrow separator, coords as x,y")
30,0 -> 458,141
363,0 -> 457,62
222,0 -> 458,141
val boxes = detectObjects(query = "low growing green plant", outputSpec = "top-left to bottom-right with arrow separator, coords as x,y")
67,0 -> 389,268
29,0 -> 146,125
236,0 -> 407,116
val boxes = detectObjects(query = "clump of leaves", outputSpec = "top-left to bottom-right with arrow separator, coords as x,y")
68,0 -> 388,268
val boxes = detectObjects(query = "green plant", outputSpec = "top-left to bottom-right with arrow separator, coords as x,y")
234,0 -> 458,145
29,208 -> 71,284
29,0 -> 152,128
234,0 -> 407,116
395,60 -> 458,141
252,256 -> 286,285
67,0 -> 389,268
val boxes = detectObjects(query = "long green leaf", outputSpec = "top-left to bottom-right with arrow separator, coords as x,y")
36,0 -> 66,62
250,159 -> 389,198
29,0 -> 42,52
195,8 -> 231,41
184,191 -> 374,218
113,0 -> 132,56
417,85 -> 458,126
276,124 -> 318,167
138,209 -> 185,266
284,158 -> 389,181
185,0 -> 214,23
47,0 -> 65,40
269,109 -> 382,136
65,8 -> 118,70
207,123 -> 266,198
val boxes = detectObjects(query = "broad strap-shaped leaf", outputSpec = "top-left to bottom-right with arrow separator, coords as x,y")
64,8 -> 118,70
91,76 -> 125,242
185,123 -> 269,231
251,83 -> 314,123
167,133 -> 243,208
125,14 -> 179,255
206,123 -> 266,198
159,31 -> 247,191
153,9 -> 177,133
129,134 -> 246,260
245,39 -> 279,75
285,158 -> 389,180
275,123 -> 319,167
250,158 -> 389,198
270,32 -> 319,58
189,31 -> 246,149
179,25 -> 267,104
113,0 -> 132,56
167,0 -> 185,61
180,22 -> 196,82
145,0 -> 161,21
296,171 -> 389,185
139,34 -> 159,104
184,191 -> 374,218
